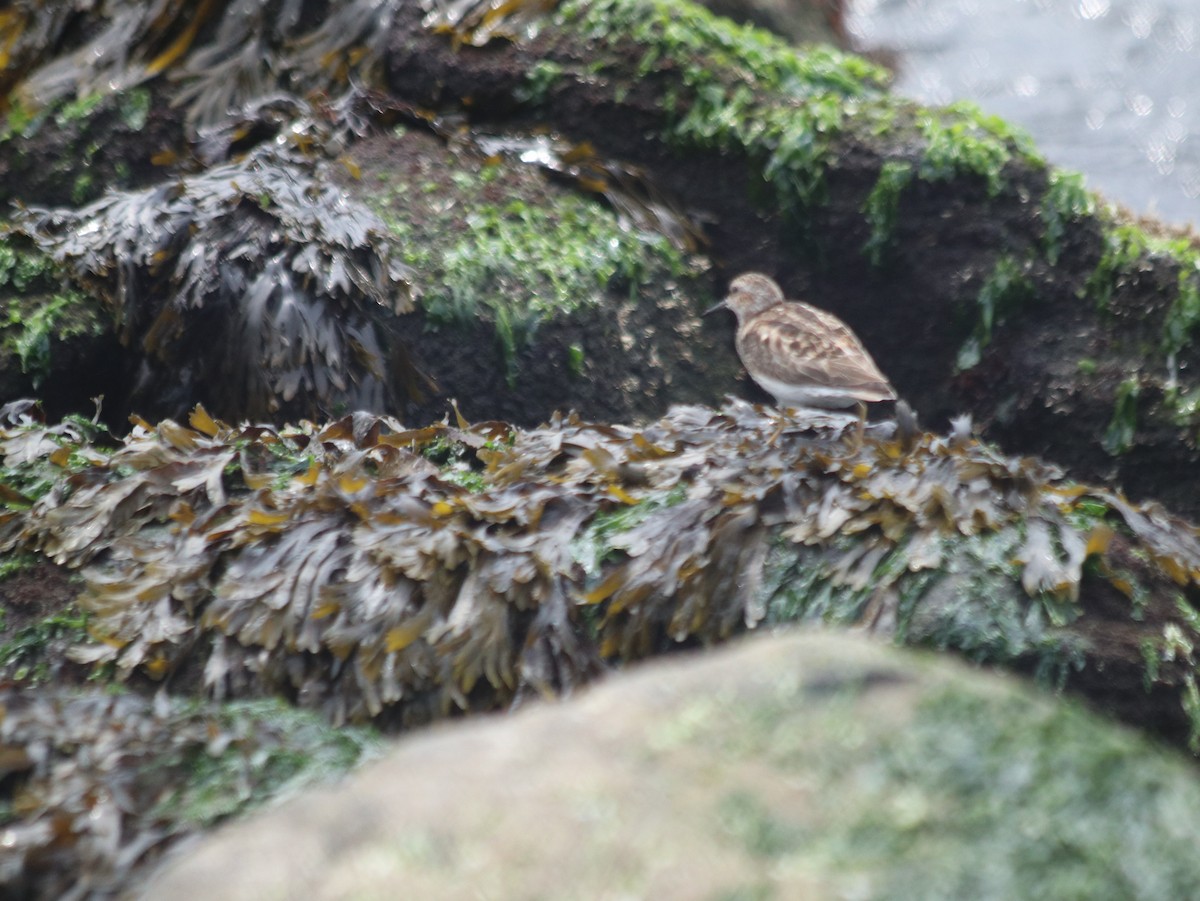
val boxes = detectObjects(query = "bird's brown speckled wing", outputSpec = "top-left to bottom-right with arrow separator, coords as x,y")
736,302 -> 896,401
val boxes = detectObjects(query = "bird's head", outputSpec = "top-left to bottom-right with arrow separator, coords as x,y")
704,272 -> 784,322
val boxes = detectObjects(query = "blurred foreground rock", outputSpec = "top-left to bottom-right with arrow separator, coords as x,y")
142,630 -> 1200,901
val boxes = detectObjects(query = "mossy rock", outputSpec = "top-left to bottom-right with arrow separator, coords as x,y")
0,86 -> 180,208
0,233 -> 124,417
141,630 -> 1200,901
342,126 -> 733,425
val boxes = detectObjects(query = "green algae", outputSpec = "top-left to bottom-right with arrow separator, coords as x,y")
0,237 -> 54,291
0,551 -> 38,581
1080,212 -> 1200,366
763,527 -> 1086,690
0,412 -> 113,506
572,484 -> 689,577
557,0 -> 889,227
422,433 -> 490,493
562,0 -> 887,97
918,104 -> 1026,198
117,86 -> 151,130
425,194 -> 676,384
53,92 -> 105,127
567,341 -> 586,376
0,237 -> 100,387
956,255 -> 1037,371
1082,222 -> 1151,312
1103,376 -> 1140,456
846,687 -> 1200,899
1040,169 -> 1096,266
0,601 -> 87,685
370,149 -> 684,386
677,638 -> 1200,901
861,160 -> 913,267
153,698 -> 380,827
1072,212 -> 1200,441
1165,255 -> 1200,359
3,87 -> 147,153
517,59 -> 566,105
1142,615 -> 1200,749
427,196 -> 652,322
0,98 -> 40,143
551,0 -> 1050,261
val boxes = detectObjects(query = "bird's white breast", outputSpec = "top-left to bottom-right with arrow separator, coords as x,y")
750,373 -> 863,409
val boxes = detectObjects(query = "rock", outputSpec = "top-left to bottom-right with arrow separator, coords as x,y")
141,629 -> 1200,901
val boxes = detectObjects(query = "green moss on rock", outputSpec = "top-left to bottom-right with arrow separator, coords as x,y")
918,101 -> 1042,197
1103,376 -> 1140,456
543,0 -> 1055,245
1040,169 -> 1096,266
153,698 -> 380,827
557,0 -> 890,223
1080,210 -> 1200,369
367,140 -> 685,385
0,235 -> 105,388
763,526 -> 1087,689
861,160 -> 913,267
956,255 -> 1038,372
0,601 -> 87,685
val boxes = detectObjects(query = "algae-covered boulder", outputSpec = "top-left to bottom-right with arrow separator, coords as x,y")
140,630 -> 1200,901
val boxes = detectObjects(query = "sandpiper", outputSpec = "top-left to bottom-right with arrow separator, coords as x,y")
706,272 -> 896,434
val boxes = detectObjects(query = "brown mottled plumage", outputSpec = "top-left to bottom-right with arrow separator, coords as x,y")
706,273 -> 896,410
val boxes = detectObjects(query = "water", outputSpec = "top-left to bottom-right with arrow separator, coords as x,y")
846,0 -> 1200,226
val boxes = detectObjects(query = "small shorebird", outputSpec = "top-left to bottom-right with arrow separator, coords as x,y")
706,272 -> 896,439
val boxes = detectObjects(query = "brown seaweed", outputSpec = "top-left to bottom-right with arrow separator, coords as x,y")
423,0 -> 558,48
6,0 -> 225,113
17,131 -> 417,422
5,0 -> 377,128
2,401 -> 1199,735
0,688 -> 376,901
2,0 -> 421,133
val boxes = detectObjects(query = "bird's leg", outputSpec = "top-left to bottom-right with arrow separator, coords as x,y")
853,401 -> 866,451
767,410 -> 787,446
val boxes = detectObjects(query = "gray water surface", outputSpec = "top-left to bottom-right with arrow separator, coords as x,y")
847,0 -> 1200,226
